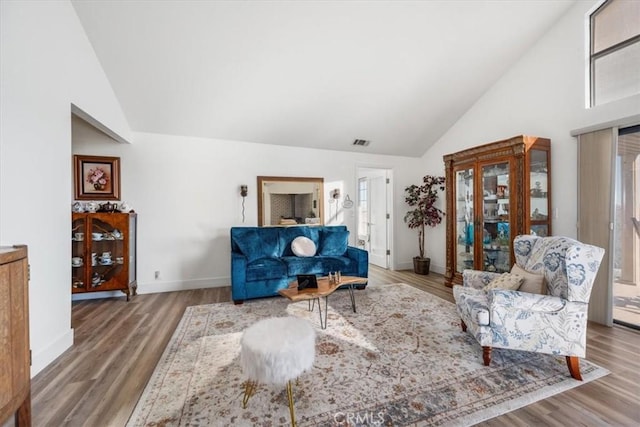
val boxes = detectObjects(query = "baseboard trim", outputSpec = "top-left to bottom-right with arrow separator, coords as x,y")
70,278 -> 230,301
395,261 -> 445,275
31,328 -> 74,377
136,277 -> 229,295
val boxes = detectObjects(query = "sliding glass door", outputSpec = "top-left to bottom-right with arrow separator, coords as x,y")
613,125 -> 640,329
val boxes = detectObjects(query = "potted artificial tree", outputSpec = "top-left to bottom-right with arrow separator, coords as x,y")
404,175 -> 445,274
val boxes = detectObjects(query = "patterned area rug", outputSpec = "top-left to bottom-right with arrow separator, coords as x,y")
127,283 -> 608,426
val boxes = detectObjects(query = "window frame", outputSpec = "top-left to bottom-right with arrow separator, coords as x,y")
589,0 -> 640,107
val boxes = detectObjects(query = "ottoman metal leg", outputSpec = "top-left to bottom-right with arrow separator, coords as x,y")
286,379 -> 296,427
242,380 -> 257,409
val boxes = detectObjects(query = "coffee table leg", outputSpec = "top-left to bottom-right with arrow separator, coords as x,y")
348,284 -> 357,313
316,297 -> 328,329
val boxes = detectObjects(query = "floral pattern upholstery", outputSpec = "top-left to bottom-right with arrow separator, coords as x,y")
453,235 -> 605,358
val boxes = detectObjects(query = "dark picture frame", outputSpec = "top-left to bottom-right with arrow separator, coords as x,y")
74,155 -> 121,200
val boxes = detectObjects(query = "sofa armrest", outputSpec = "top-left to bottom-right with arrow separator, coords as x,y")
462,269 -> 501,290
231,252 -> 248,301
346,246 -> 368,277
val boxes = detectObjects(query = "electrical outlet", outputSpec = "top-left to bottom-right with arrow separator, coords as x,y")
154,271 -> 160,280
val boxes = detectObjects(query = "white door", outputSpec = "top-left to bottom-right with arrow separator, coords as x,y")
357,168 -> 390,268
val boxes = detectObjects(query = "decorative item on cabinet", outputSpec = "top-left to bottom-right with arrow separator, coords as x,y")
72,212 -> 137,300
443,135 -> 551,287
98,201 -> 118,213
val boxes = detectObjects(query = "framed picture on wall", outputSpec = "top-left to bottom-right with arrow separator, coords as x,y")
74,155 -> 121,200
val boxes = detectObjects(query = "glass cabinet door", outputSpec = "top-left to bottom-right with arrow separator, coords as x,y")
72,215 -> 86,291
481,161 -> 511,273
529,149 -> 550,237
90,217 -> 126,290
455,168 -> 474,273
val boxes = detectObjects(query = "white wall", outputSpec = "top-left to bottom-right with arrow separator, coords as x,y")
0,0 -> 131,375
419,0 -> 640,272
72,119 -> 425,294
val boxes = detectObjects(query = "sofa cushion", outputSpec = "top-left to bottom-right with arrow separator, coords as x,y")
318,228 -> 349,256
232,227 -> 280,263
291,236 -> 316,257
282,256 -> 354,276
279,226 -> 321,256
246,257 -> 287,281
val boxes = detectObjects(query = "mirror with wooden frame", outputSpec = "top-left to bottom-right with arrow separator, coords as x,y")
257,176 -> 324,226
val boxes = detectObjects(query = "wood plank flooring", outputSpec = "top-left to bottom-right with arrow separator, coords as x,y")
25,267 -> 640,426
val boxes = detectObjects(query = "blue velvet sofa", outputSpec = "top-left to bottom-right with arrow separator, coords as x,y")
230,225 -> 368,304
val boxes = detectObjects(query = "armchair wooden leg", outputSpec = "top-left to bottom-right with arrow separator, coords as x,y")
566,356 -> 583,381
460,320 -> 467,332
482,346 -> 492,366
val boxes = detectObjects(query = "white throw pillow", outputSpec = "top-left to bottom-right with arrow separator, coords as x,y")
291,236 -> 316,257
484,273 -> 524,291
511,264 -> 546,294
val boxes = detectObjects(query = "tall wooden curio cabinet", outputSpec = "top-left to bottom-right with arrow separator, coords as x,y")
443,135 -> 551,287
72,212 -> 137,300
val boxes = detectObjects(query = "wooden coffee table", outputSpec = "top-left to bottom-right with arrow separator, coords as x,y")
278,276 -> 367,329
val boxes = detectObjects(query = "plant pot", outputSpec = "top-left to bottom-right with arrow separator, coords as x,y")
413,257 -> 431,275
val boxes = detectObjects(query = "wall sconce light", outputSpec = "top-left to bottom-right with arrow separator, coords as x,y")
240,185 -> 248,222
330,188 -> 340,200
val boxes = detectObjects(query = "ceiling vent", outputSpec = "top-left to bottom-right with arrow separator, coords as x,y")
352,139 -> 371,147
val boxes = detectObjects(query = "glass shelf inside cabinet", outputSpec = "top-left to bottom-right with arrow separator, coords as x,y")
455,168 -> 474,273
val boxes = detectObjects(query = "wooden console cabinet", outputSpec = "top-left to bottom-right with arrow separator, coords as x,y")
0,245 -> 31,426
443,135 -> 551,287
72,213 -> 137,300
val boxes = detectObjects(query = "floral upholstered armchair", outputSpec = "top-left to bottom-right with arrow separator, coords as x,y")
453,235 -> 605,380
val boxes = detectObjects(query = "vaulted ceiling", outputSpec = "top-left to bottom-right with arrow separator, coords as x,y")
71,0 -> 575,157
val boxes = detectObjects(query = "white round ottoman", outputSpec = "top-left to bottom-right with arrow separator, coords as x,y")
240,316 -> 316,426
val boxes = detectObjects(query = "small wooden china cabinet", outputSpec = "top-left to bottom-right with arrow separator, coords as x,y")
72,212 -> 137,300
443,135 -> 551,287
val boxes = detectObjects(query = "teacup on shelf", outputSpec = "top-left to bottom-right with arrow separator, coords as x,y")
86,202 -> 98,213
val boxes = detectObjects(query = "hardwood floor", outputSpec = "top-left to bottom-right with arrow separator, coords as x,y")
27,267 -> 640,426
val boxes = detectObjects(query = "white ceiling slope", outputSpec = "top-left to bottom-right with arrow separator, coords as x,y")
71,0 -> 575,157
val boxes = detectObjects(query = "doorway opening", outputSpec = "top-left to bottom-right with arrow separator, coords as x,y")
356,167 -> 392,269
